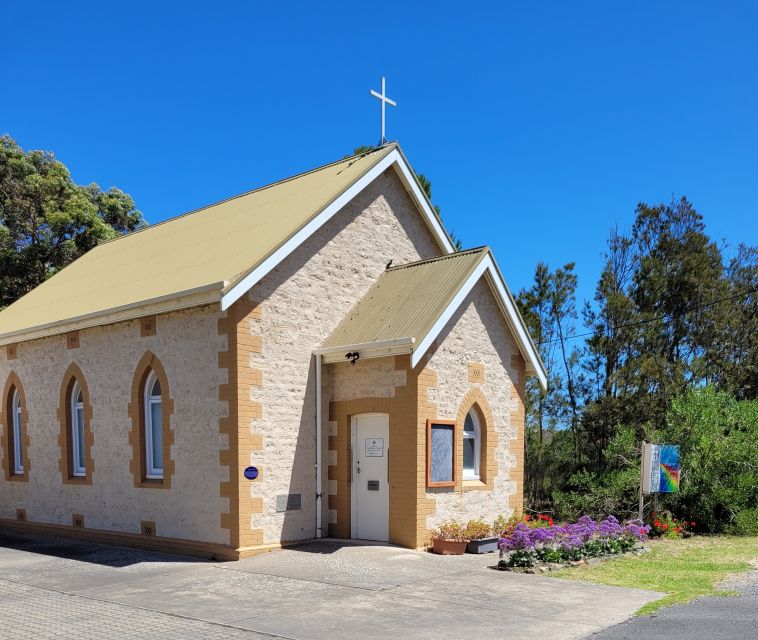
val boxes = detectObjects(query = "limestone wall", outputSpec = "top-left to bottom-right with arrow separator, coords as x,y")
246,168 -> 441,544
0,305 -> 229,545
422,278 -> 522,533
326,358 -> 407,402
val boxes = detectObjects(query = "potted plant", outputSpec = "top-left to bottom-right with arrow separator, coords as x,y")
430,520 -> 469,555
464,519 -> 499,554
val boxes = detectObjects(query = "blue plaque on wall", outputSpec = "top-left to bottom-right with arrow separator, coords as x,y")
243,466 -> 259,480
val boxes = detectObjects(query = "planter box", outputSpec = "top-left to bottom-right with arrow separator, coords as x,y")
432,538 -> 469,555
466,537 -> 499,554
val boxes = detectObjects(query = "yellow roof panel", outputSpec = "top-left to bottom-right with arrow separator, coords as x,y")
0,144 -> 396,339
323,248 -> 488,348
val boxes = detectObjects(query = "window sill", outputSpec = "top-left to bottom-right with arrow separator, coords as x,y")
462,479 -> 488,491
139,477 -> 167,489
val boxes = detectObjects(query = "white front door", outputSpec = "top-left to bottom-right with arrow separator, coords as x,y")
351,413 -> 389,542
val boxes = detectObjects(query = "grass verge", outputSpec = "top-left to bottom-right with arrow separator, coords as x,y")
551,535 -> 758,615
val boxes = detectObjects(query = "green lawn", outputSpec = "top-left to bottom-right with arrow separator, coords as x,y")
551,535 -> 758,615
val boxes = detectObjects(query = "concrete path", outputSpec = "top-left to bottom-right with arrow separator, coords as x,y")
584,564 -> 758,640
0,531 -> 663,639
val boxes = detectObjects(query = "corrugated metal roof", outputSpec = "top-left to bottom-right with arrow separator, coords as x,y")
0,144 -> 396,340
323,247 -> 488,348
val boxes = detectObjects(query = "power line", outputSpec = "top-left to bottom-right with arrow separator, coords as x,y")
538,286 -> 757,346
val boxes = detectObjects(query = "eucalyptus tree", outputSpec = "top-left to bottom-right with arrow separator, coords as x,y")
0,135 -> 144,308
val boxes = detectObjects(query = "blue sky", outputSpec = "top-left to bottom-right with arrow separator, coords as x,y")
2,1 -> 756,323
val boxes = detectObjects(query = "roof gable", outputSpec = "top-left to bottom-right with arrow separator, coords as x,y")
318,248 -> 548,389
0,143 -> 454,344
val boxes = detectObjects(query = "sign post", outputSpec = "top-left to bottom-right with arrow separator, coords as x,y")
638,441 -> 646,521
639,442 -> 681,520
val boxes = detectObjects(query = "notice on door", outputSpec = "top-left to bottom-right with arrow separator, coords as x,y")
365,438 -> 384,457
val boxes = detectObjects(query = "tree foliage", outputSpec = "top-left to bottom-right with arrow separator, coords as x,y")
0,135 -> 144,308
665,387 -> 758,532
517,197 -> 757,530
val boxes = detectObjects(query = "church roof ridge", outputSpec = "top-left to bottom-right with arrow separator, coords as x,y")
386,246 -> 489,271
97,142 -> 398,249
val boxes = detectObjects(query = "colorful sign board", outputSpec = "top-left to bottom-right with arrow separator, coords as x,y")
658,445 -> 680,492
642,443 -> 680,494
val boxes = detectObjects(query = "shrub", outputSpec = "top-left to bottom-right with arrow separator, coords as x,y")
507,548 -> 537,567
547,389 -> 758,534
494,512 -> 554,536
649,511 -> 692,538
730,508 -> 758,536
464,519 -> 493,540
666,387 -> 758,532
431,520 -> 468,542
535,546 -> 564,563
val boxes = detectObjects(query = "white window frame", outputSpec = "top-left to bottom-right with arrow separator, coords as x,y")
12,388 -> 23,475
462,409 -> 481,481
144,370 -> 163,480
70,381 -> 86,477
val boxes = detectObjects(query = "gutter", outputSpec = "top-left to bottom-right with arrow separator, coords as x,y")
0,281 -> 227,347
315,353 -> 323,538
314,337 -> 416,364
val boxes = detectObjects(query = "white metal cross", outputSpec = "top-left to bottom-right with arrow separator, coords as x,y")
370,76 -> 397,145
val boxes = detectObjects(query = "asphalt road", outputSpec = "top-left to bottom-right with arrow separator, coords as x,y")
585,568 -> 758,640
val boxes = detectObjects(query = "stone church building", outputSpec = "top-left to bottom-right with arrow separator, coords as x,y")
0,143 -> 546,559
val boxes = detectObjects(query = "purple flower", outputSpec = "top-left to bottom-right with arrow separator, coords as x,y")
499,513 -> 648,561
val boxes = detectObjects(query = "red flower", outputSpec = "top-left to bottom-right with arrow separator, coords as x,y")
524,514 -> 531,521
691,522 -> 696,526
662,524 -> 669,530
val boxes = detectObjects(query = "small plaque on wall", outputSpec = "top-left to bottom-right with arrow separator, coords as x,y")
427,419 -> 456,488
276,494 -> 302,512
141,315 -> 157,337
468,362 -> 485,383
66,331 -> 80,350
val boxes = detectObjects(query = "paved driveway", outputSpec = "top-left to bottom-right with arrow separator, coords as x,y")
0,531 -> 662,639
585,564 -> 758,640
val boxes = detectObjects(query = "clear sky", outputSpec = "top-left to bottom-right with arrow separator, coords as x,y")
2,1 -> 756,315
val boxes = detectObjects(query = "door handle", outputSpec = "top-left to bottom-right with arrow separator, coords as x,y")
347,444 -> 352,487
387,448 -> 390,483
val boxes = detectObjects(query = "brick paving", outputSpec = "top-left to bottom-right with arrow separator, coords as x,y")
0,579 -> 276,640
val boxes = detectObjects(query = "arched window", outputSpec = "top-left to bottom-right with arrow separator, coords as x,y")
3,374 -> 28,481
70,381 -> 86,476
144,370 -> 163,479
462,408 -> 480,480
58,363 -> 93,484
11,387 -> 23,475
129,351 -> 174,488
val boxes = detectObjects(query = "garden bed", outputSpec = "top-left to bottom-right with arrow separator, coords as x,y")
499,544 -> 650,573
497,515 -> 651,572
